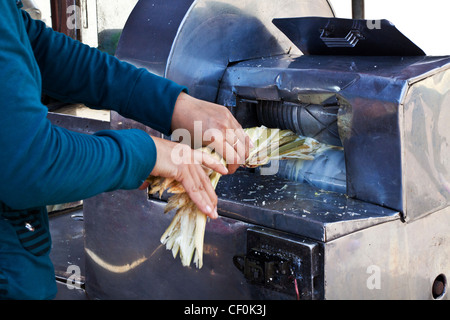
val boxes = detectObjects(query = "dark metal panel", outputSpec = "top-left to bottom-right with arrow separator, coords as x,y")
83,190 -> 257,300
47,112 -> 110,135
272,17 -> 425,56
115,0 -> 195,76
234,228 -> 324,300
49,209 -> 85,287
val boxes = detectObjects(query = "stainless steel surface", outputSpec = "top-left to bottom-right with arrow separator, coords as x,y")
217,54 -> 450,219
215,171 -> 399,242
49,208 -> 88,300
115,0 -> 194,77
84,191 -> 257,300
49,209 -> 86,280
83,174 -> 399,299
82,0 -> 450,300
47,111 -> 110,135
324,206 -> 450,299
164,0 -> 334,102
113,0 -> 334,133
276,148 -> 346,193
402,68 -> 450,221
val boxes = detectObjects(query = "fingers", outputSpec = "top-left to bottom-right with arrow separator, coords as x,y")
227,110 -> 254,157
223,139 -> 243,174
194,149 -> 228,176
171,93 -> 253,171
179,164 -> 218,219
206,126 -> 251,172
219,111 -> 253,170
227,130 -> 248,162
144,137 -> 220,219
222,127 -> 253,173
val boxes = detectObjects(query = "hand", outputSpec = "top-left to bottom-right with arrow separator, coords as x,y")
139,137 -> 228,219
170,92 -> 252,174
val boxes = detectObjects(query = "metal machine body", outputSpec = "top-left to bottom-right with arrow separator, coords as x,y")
83,0 -> 450,299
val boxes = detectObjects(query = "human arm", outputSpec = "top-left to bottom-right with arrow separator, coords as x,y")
22,10 -> 186,136
10,9 -> 243,216
24,8 -> 251,172
0,3 -> 174,210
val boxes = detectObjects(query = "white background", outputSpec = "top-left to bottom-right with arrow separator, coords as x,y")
329,0 -> 450,55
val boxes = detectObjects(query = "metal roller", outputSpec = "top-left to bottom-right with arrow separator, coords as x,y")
256,100 -> 342,147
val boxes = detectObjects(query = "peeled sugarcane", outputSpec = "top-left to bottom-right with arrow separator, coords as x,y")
146,149 -> 225,269
147,126 -> 329,268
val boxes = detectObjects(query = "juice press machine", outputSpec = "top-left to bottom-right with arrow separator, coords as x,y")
81,0 -> 450,299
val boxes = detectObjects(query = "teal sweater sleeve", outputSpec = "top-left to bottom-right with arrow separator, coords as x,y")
23,10 -> 186,134
0,1 -> 186,210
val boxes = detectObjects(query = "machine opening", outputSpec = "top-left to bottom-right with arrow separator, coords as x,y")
229,96 -> 347,194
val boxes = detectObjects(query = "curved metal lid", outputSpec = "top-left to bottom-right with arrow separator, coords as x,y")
165,0 -> 335,102
115,0 -> 195,76
116,0 -> 335,101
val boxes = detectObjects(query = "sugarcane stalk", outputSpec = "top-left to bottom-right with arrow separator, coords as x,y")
148,126 -> 330,268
